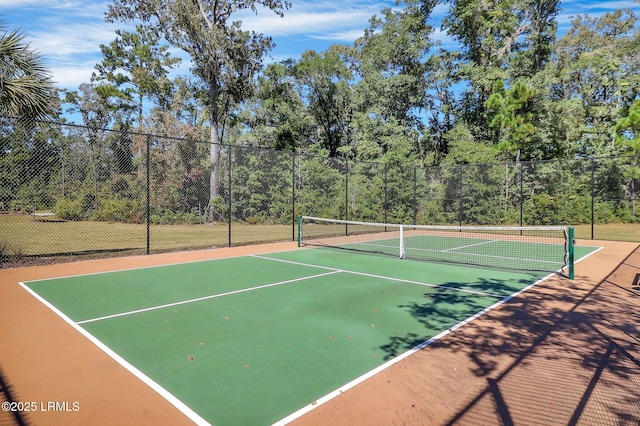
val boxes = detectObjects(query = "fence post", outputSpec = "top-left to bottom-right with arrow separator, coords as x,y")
146,135 -> 151,255
228,145 -> 232,247
344,158 -> 349,235
384,163 -> 388,225
519,161 -> 524,227
591,158 -> 595,240
458,165 -> 464,227
413,167 -> 417,225
291,151 -> 296,242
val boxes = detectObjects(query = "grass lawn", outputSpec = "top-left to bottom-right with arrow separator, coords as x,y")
1,213 -> 637,263
0,214 -> 294,259
573,223 -> 640,243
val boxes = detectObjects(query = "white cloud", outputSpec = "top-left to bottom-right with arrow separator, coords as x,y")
237,3 -> 386,38
312,29 -> 367,42
1,0 -> 107,16
431,28 -> 457,49
28,23 -> 116,59
8,0 -> 631,93
559,0 -> 638,13
49,65 -> 97,89
555,0 -> 639,36
0,0 -> 55,7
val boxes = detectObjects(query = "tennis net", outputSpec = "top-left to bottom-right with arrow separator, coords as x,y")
297,216 -> 575,276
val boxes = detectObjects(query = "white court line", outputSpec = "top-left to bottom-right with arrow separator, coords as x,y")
24,247 -> 302,284
20,246 -> 603,426
443,239 -> 498,252
405,245 -> 564,267
251,255 -> 505,298
19,281 -> 212,426
271,272 -> 555,426
270,245 -> 604,425
77,270 -> 341,324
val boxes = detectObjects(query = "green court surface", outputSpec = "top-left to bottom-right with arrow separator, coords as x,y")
23,244 -> 598,425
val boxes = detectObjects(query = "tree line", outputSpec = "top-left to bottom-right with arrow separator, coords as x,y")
1,0 -> 639,224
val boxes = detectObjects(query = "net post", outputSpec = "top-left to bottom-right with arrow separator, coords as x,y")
399,225 -> 405,259
568,226 -> 575,280
297,215 -> 302,247
567,226 -> 575,280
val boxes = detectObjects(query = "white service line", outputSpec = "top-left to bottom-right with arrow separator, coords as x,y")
271,270 -> 557,425
271,246 -> 607,425
251,254 -> 504,298
77,270 -> 341,324
443,239 -> 498,252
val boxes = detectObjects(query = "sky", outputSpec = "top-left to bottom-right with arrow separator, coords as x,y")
1,0 -> 638,92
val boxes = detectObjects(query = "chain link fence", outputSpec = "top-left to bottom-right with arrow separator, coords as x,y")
1,116 -> 638,265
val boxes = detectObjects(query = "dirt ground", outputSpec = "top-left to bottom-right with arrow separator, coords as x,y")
1,239 -> 638,426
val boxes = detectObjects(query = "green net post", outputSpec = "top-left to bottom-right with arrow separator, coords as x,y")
297,215 -> 302,247
568,226 -> 575,280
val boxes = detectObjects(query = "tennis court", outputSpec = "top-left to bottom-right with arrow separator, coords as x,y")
18,222 -> 599,426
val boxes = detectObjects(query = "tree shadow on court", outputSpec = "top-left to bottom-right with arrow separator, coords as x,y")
380,276 -> 539,362
378,263 -> 640,425
0,363 -> 31,426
